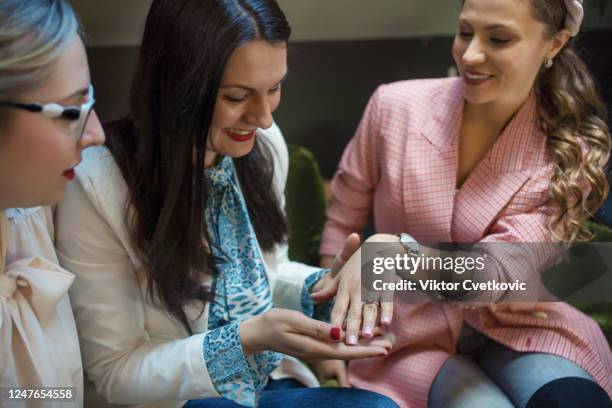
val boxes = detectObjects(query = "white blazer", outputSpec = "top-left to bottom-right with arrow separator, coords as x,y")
55,124 -> 320,408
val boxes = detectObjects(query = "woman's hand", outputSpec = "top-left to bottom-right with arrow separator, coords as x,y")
239,308 -> 392,362
310,359 -> 350,387
312,233 -> 398,345
310,233 -> 361,303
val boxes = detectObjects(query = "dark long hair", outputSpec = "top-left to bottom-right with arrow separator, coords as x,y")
105,0 -> 291,330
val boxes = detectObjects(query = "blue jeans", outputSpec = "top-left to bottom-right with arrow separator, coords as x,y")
429,324 -> 611,408
184,379 -> 399,408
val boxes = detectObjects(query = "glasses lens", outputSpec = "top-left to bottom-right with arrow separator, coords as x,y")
78,102 -> 95,140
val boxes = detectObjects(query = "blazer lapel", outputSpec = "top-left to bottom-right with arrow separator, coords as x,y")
403,79 -> 464,242
452,92 -> 545,241
453,164 -> 531,241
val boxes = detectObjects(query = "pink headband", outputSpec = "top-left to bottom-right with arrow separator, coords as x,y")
564,0 -> 584,37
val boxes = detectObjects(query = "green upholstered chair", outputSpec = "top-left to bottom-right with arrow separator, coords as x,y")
285,144 -> 328,266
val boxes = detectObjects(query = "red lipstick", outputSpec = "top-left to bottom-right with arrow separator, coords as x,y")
224,129 -> 255,142
63,169 -> 75,180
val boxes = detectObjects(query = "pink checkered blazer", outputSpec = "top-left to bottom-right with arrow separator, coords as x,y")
320,78 -> 612,407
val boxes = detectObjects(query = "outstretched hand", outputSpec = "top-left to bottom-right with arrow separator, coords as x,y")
240,308 -> 392,362
312,234 -> 396,345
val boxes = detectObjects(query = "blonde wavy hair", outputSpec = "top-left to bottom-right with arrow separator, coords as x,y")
0,0 -> 80,126
531,0 -> 611,242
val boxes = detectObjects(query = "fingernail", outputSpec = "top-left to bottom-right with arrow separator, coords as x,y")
363,326 -> 373,337
378,352 -> 388,357
330,327 -> 341,341
381,316 -> 390,325
347,335 -> 357,345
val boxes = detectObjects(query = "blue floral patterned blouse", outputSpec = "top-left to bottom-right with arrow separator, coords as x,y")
201,156 -> 329,407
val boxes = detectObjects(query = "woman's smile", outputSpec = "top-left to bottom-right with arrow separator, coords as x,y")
223,128 -> 256,142
463,69 -> 495,86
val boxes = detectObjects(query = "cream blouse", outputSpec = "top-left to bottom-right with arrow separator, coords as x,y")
0,207 -> 83,407
54,124 -> 320,408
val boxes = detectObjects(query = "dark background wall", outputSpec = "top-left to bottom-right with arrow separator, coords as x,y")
78,1 -> 612,178
88,37 -> 459,177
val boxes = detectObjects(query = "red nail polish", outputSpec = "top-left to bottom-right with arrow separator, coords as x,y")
330,327 -> 341,341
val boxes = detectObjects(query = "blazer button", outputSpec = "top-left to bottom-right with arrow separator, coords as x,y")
531,311 -> 548,319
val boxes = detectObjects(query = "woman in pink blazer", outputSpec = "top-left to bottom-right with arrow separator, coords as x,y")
315,0 -> 612,407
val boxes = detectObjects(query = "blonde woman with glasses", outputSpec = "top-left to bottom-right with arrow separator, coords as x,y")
0,0 -> 104,405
